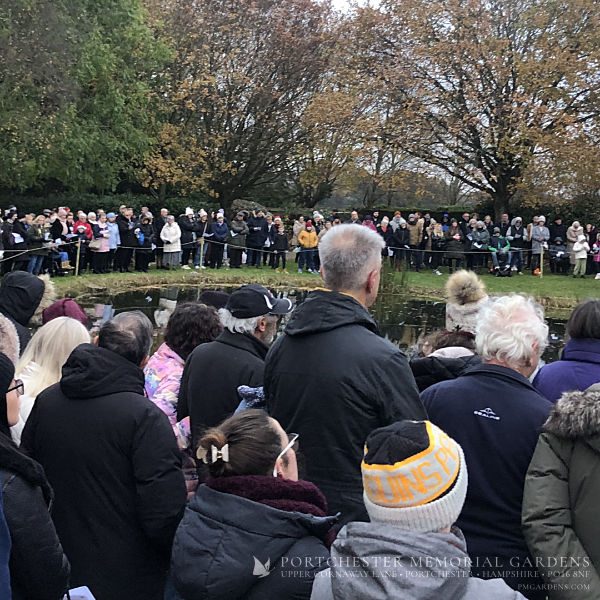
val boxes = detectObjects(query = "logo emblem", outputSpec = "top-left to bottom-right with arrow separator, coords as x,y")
263,294 -> 275,310
474,407 -> 500,420
253,557 -> 271,578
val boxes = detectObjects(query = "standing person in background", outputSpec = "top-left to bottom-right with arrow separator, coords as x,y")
246,210 -> 267,268
262,214 -> 276,267
585,223 -> 597,274
22,312 -> 187,600
406,214 -> 423,271
348,210 -> 362,225
506,217 -> 526,274
566,220 -> 584,270
291,215 -> 305,248
0,352 -> 71,600
154,208 -> 169,270
74,224 -> 90,274
265,225 -> 426,528
430,222 -> 446,275
378,216 -> 394,267
160,215 -> 182,271
392,218 -> 410,272
361,215 -> 377,232
11,213 -> 30,271
115,207 -> 136,273
194,210 -> 209,269
178,208 -> 197,270
273,222 -> 289,273
73,213 -> 92,241
444,219 -> 465,273
134,215 -> 154,273
26,215 -> 48,275
525,215 -> 538,269
499,213 -> 511,236
227,211 -> 248,269
593,233 -> 600,279
297,220 -> 319,274
209,213 -> 228,269
470,220 -> 490,274
106,212 -> 120,272
572,233 -> 590,278
548,216 -> 567,246
530,216 -> 550,275
91,213 -> 111,274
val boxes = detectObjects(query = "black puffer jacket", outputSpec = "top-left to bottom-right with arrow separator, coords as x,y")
410,353 -> 482,392
0,271 -> 45,354
22,344 -> 187,600
264,290 -> 426,527
0,433 -> 70,600
166,480 -> 335,600
178,330 -> 268,449
247,216 -> 267,247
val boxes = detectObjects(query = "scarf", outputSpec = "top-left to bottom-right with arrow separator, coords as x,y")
206,474 -> 336,547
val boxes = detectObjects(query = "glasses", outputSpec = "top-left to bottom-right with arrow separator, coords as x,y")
7,379 -> 24,396
273,433 -> 299,477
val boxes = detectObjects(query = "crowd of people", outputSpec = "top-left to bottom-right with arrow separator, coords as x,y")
0,225 -> 598,599
2,204 -> 599,280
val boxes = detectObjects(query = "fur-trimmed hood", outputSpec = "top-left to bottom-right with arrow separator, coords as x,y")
544,388 -> 600,439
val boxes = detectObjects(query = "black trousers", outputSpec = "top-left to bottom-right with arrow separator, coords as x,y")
116,247 -> 133,271
273,251 -> 287,269
135,251 -> 151,271
181,246 -> 194,266
229,247 -> 243,268
209,243 -> 224,268
93,251 -> 109,273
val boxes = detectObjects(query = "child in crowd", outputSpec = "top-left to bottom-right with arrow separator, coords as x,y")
593,233 -> 600,279
572,233 -> 590,278
273,223 -> 288,273
549,237 -> 570,275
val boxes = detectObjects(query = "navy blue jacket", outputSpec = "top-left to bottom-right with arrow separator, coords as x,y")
210,221 -> 228,242
533,338 -> 600,402
421,364 -> 551,567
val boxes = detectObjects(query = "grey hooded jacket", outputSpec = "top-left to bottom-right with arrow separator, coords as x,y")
310,522 -> 525,600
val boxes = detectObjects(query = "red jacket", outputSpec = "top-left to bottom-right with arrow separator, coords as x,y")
74,221 -> 92,240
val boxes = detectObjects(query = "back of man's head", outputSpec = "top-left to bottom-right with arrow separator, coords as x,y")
318,224 -> 384,294
98,311 -> 153,366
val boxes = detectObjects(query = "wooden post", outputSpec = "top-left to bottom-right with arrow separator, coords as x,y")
75,239 -> 81,276
539,243 -> 544,278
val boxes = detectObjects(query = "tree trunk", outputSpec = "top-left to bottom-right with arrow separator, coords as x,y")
158,182 -> 167,205
491,192 -> 508,223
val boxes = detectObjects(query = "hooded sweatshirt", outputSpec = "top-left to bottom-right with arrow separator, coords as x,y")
265,290 -> 426,527
311,522 -> 524,599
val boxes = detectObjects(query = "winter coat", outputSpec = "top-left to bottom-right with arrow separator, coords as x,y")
407,220 -> 423,245
298,229 -> 318,249
311,523 -> 525,600
572,238 -> 590,260
566,226 -> 583,265
506,224 -> 526,248
262,222 -> 276,248
445,295 -> 489,334
178,216 -> 197,247
154,214 -> 168,248
178,330 -> 269,449
548,222 -> 567,244
73,221 -> 92,240
167,477 -> 335,600
273,231 -> 288,252
292,220 -> 305,246
116,214 -> 136,247
533,338 -> 600,402
523,388 -> 600,599
247,216 -> 267,247
0,486 -> 9,600
27,224 -> 48,256
92,222 -> 111,253
145,343 -> 197,498
421,364 -> 552,579
594,241 -> 600,263
135,221 -> 154,253
106,221 -> 120,250
444,228 -> 465,259
470,228 -> 490,250
431,231 -> 446,251
21,344 -> 187,600
0,432 -> 70,600
264,290 -> 426,527
161,223 -> 182,253
549,242 -> 569,262
0,271 -> 46,354
378,225 -> 393,248
11,220 -> 29,250
410,350 -> 481,392
489,235 -> 510,253
531,225 -> 550,254
228,219 -> 249,248
393,225 -> 411,249
49,219 -> 70,244
210,221 -> 228,243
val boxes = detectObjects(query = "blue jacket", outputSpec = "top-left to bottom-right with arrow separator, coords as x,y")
0,484 -> 10,600
533,338 -> 600,402
211,221 -> 228,242
107,221 -> 120,250
421,364 -> 551,569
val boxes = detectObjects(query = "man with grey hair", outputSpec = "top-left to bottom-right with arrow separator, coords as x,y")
421,294 -> 552,599
22,311 -> 187,600
264,224 -> 426,527
178,284 -> 293,448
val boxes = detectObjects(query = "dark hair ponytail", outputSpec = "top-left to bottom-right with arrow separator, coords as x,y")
197,410 -> 282,478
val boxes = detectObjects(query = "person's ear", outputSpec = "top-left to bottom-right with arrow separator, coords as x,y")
275,456 -> 284,478
366,269 -> 379,295
93,336 -> 99,346
256,316 -> 267,333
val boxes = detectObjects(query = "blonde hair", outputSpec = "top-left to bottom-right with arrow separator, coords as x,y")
16,317 -> 90,398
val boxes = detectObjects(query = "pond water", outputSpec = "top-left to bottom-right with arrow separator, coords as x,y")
81,285 -> 567,363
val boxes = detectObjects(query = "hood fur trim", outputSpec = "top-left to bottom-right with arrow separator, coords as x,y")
0,314 -> 20,364
444,270 -> 487,305
29,275 -> 56,327
544,390 -> 600,439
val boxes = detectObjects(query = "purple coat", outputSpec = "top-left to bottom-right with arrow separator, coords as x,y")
533,338 -> 600,402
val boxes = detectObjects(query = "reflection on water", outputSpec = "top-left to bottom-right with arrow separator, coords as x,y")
84,286 -> 567,363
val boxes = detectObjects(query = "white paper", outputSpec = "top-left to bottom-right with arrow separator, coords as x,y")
12,233 -> 24,243
64,586 -> 96,600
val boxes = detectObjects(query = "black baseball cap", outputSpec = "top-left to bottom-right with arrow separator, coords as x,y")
226,284 -> 293,318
